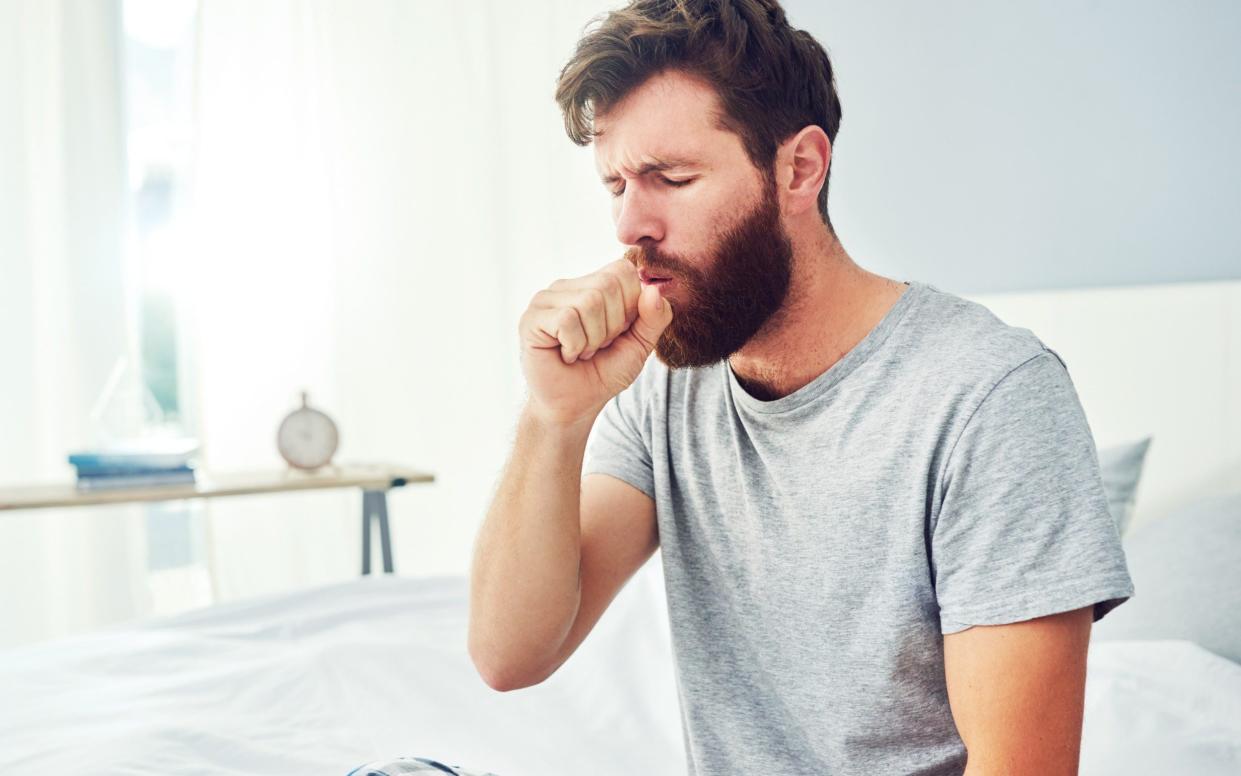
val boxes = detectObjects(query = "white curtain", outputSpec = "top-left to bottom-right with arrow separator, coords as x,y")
0,0 -> 152,646
184,0 -> 622,601
2,0 -> 626,646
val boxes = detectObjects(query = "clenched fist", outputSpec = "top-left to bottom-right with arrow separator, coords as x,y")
519,256 -> 675,426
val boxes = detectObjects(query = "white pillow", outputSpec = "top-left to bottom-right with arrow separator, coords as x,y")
1097,436 -> 1152,536
1091,492 -> 1241,665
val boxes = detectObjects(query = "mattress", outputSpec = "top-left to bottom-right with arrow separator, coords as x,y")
2,565 -> 1238,775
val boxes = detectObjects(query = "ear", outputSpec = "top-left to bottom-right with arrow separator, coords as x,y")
775,125 -> 830,217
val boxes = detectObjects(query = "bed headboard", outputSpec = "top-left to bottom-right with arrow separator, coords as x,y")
964,278 -> 1241,533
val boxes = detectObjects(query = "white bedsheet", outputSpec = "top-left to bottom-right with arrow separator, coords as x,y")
1,567 -> 684,775
1081,639 -> 1241,774
2,566 -> 1239,775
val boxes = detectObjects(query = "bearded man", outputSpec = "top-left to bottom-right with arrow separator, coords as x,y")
465,2 -> 1132,775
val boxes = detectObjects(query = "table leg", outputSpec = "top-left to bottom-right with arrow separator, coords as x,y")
376,491 -> 394,574
362,490 -> 374,575
361,489 -> 394,575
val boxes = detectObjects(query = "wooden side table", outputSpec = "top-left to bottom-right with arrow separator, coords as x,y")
0,464 -> 435,575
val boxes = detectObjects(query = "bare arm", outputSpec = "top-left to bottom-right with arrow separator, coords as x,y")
944,605 -> 1093,775
466,407 -> 593,691
540,471 -> 658,680
468,256 -> 671,691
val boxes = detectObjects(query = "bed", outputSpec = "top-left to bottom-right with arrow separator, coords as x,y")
2,546 -> 1240,775
0,564 -> 683,775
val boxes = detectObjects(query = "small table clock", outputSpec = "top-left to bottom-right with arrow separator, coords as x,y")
277,391 -> 339,471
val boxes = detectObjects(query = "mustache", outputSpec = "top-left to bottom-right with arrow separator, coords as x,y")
624,243 -> 695,280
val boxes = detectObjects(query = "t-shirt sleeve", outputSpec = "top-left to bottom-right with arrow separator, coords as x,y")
931,349 -> 1135,635
580,363 -> 657,501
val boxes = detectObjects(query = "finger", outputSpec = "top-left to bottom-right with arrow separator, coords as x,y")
573,287 -> 609,359
528,287 -> 612,350
519,304 -> 558,348
524,306 -> 588,363
554,306 -> 590,364
536,260 -> 640,355
597,271 -> 627,345
628,282 -> 674,354
542,273 -> 628,348
602,258 -> 642,335
577,278 -> 624,358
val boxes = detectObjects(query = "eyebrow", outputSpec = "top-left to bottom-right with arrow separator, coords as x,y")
600,157 -> 698,186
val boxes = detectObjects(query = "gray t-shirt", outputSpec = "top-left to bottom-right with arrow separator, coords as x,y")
581,279 -> 1134,776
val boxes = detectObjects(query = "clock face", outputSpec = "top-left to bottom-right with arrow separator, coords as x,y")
277,407 -> 339,470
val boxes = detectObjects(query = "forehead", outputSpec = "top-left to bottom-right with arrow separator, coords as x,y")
592,70 -> 746,176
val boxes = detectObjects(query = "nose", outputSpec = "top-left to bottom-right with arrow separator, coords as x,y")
613,185 -> 665,246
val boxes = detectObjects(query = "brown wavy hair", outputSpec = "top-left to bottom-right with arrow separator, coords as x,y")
555,0 -> 843,231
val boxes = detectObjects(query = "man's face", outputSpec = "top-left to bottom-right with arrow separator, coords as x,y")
594,70 -> 794,369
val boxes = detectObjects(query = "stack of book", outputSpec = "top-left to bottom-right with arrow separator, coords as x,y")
68,438 -> 200,491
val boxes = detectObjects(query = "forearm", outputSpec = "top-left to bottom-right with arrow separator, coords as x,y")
467,404 -> 597,689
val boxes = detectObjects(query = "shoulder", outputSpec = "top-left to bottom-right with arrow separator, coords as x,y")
903,281 -> 1059,393
891,283 -> 1084,467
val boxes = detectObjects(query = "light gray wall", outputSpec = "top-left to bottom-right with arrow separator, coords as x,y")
785,1 -> 1240,294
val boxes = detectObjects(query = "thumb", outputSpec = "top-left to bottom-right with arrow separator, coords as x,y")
629,282 -> 674,353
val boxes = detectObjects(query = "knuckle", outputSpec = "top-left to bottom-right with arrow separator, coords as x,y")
556,306 -> 579,329
581,288 -> 606,323
600,272 -> 622,299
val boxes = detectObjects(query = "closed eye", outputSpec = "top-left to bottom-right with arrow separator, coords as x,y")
607,175 -> 696,198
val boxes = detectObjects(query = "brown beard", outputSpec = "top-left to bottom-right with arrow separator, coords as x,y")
627,181 -> 793,369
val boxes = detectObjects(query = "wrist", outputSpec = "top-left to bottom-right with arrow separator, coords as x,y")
521,400 -> 601,436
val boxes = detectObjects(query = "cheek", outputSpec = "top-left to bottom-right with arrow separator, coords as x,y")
686,198 -> 738,249
668,193 -> 723,245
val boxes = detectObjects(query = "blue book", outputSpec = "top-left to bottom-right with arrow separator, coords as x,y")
73,463 -> 196,478
68,438 -> 199,472
75,470 -> 197,491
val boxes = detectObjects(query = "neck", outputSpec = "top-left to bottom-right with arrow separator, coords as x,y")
727,226 -> 906,402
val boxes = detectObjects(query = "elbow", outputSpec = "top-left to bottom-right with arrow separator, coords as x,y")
467,631 -> 553,693
470,654 -> 547,693
469,651 -> 527,693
